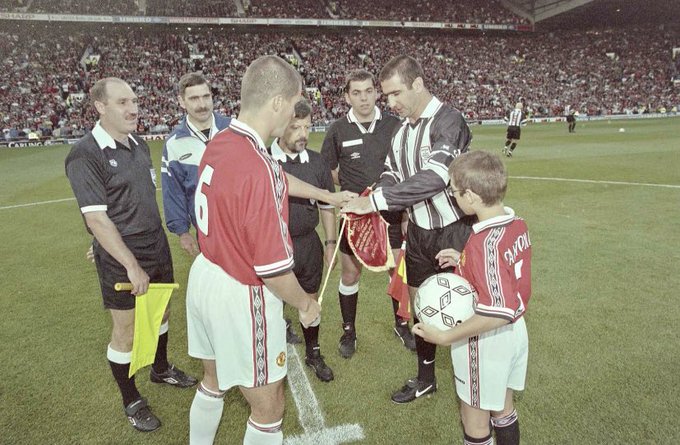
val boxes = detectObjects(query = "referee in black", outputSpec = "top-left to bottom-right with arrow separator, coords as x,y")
321,69 -> 415,359
65,78 -> 196,433
342,56 -> 474,404
270,99 -> 336,382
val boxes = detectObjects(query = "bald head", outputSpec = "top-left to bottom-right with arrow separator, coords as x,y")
90,77 -> 130,106
240,55 -> 301,112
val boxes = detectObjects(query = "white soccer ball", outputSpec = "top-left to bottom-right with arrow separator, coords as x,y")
619,128 -> 626,132
415,273 -> 476,330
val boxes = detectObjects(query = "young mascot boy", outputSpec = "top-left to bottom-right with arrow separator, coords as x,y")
413,150 -> 532,445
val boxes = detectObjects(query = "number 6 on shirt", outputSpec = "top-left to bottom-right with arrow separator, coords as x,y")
195,165 -> 214,236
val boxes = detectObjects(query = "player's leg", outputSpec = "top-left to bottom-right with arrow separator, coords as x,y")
391,226 -> 437,403
297,234 -> 333,381
189,359 -> 226,445
491,390 -> 520,445
109,308 -> 161,432
460,402 -> 493,445
385,215 -> 415,351
240,381 -> 285,445
338,233 -> 362,358
144,233 -> 197,388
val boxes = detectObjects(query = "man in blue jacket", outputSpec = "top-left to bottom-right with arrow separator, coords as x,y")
161,72 -> 231,257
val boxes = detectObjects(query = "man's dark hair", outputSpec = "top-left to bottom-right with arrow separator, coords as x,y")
294,99 -> 312,120
178,72 -> 208,98
378,55 -> 425,89
344,69 -> 375,93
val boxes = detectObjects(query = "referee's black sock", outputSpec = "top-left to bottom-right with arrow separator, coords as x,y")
414,317 -> 436,383
510,142 -> 517,152
107,345 -> 141,407
492,409 -> 520,445
505,139 -> 511,148
152,322 -> 169,374
338,281 -> 359,328
301,322 -> 320,357
464,432 -> 493,445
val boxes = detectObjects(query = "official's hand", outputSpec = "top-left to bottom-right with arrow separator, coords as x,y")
298,298 -> 321,328
179,232 -> 199,257
340,196 -> 374,215
328,190 -> 358,208
435,248 -> 461,269
86,245 -> 95,263
324,245 -> 337,272
126,264 -> 150,296
412,322 -> 447,345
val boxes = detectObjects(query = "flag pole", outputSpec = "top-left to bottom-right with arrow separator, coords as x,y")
317,215 -> 346,306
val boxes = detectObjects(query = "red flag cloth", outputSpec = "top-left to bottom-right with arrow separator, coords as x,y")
345,188 -> 395,272
387,241 -> 410,320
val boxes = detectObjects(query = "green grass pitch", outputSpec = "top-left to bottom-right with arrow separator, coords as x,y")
0,117 -> 679,444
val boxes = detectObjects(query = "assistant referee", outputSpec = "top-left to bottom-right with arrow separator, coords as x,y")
65,77 -> 196,433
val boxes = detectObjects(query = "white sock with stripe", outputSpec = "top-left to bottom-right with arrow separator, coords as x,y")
189,383 -> 225,445
243,417 -> 283,445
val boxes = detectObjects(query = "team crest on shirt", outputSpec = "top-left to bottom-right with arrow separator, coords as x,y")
276,351 -> 286,367
149,168 -> 157,187
419,145 -> 431,163
108,159 -> 118,167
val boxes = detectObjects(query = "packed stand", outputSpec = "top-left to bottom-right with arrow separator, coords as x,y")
2,24 -> 678,141
244,0 -> 329,19
29,0 -> 138,15
333,0 -> 529,24
146,0 -> 238,17
0,0 -> 28,12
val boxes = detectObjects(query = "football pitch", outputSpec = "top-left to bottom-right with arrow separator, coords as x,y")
1,117 -> 679,444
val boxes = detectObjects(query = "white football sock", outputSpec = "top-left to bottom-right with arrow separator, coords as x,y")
189,384 -> 224,445
243,417 -> 283,445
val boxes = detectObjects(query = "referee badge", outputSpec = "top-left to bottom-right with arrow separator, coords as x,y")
108,159 -> 118,167
276,351 -> 286,367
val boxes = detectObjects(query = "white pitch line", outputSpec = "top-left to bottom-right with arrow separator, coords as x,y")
510,176 -> 680,189
0,197 -> 76,210
284,344 -> 364,445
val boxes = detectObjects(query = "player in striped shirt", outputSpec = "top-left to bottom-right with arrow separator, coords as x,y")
415,150 -> 532,445
503,103 -> 526,157
343,55 -> 475,404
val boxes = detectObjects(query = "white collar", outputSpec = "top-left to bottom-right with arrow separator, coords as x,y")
347,106 -> 382,134
419,96 -> 442,119
270,138 -> 309,163
230,119 -> 267,150
472,207 -> 516,234
186,113 -> 217,142
92,121 -> 138,150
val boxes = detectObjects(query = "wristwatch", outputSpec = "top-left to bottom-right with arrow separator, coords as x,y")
325,240 -> 337,246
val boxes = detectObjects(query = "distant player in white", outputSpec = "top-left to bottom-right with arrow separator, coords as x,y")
503,103 -> 526,157
415,151 -> 532,445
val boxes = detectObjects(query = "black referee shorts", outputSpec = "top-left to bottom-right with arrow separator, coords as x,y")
93,229 -> 174,310
339,210 -> 403,256
405,217 -> 475,288
292,231 -> 323,294
506,126 -> 521,140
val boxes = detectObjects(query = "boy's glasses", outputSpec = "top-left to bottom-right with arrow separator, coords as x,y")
446,186 -> 465,198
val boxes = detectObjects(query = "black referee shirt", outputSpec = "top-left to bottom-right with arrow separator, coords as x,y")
65,122 -> 162,237
270,140 -> 335,238
320,107 -> 400,194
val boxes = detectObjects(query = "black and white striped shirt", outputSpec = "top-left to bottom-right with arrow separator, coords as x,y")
508,108 -> 523,127
370,97 -> 472,230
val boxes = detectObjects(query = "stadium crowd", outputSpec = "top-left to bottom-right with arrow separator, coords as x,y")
1,24 -> 678,141
4,0 -> 528,23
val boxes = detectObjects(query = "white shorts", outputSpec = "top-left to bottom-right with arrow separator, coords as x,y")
451,316 -> 528,411
186,254 -> 287,391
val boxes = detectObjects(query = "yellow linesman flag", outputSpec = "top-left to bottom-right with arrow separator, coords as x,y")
126,283 -> 179,377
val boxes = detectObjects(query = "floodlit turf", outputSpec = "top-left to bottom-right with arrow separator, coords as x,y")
1,117 -> 678,444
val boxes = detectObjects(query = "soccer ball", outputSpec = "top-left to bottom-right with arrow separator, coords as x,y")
619,128 -> 626,132
415,273 -> 475,330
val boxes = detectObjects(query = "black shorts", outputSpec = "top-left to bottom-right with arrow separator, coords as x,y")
93,229 -> 174,310
339,210 -> 403,256
405,217 -> 475,288
506,126 -> 521,140
292,231 -> 323,294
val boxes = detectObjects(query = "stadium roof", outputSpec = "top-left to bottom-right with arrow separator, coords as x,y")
501,0 -> 680,26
